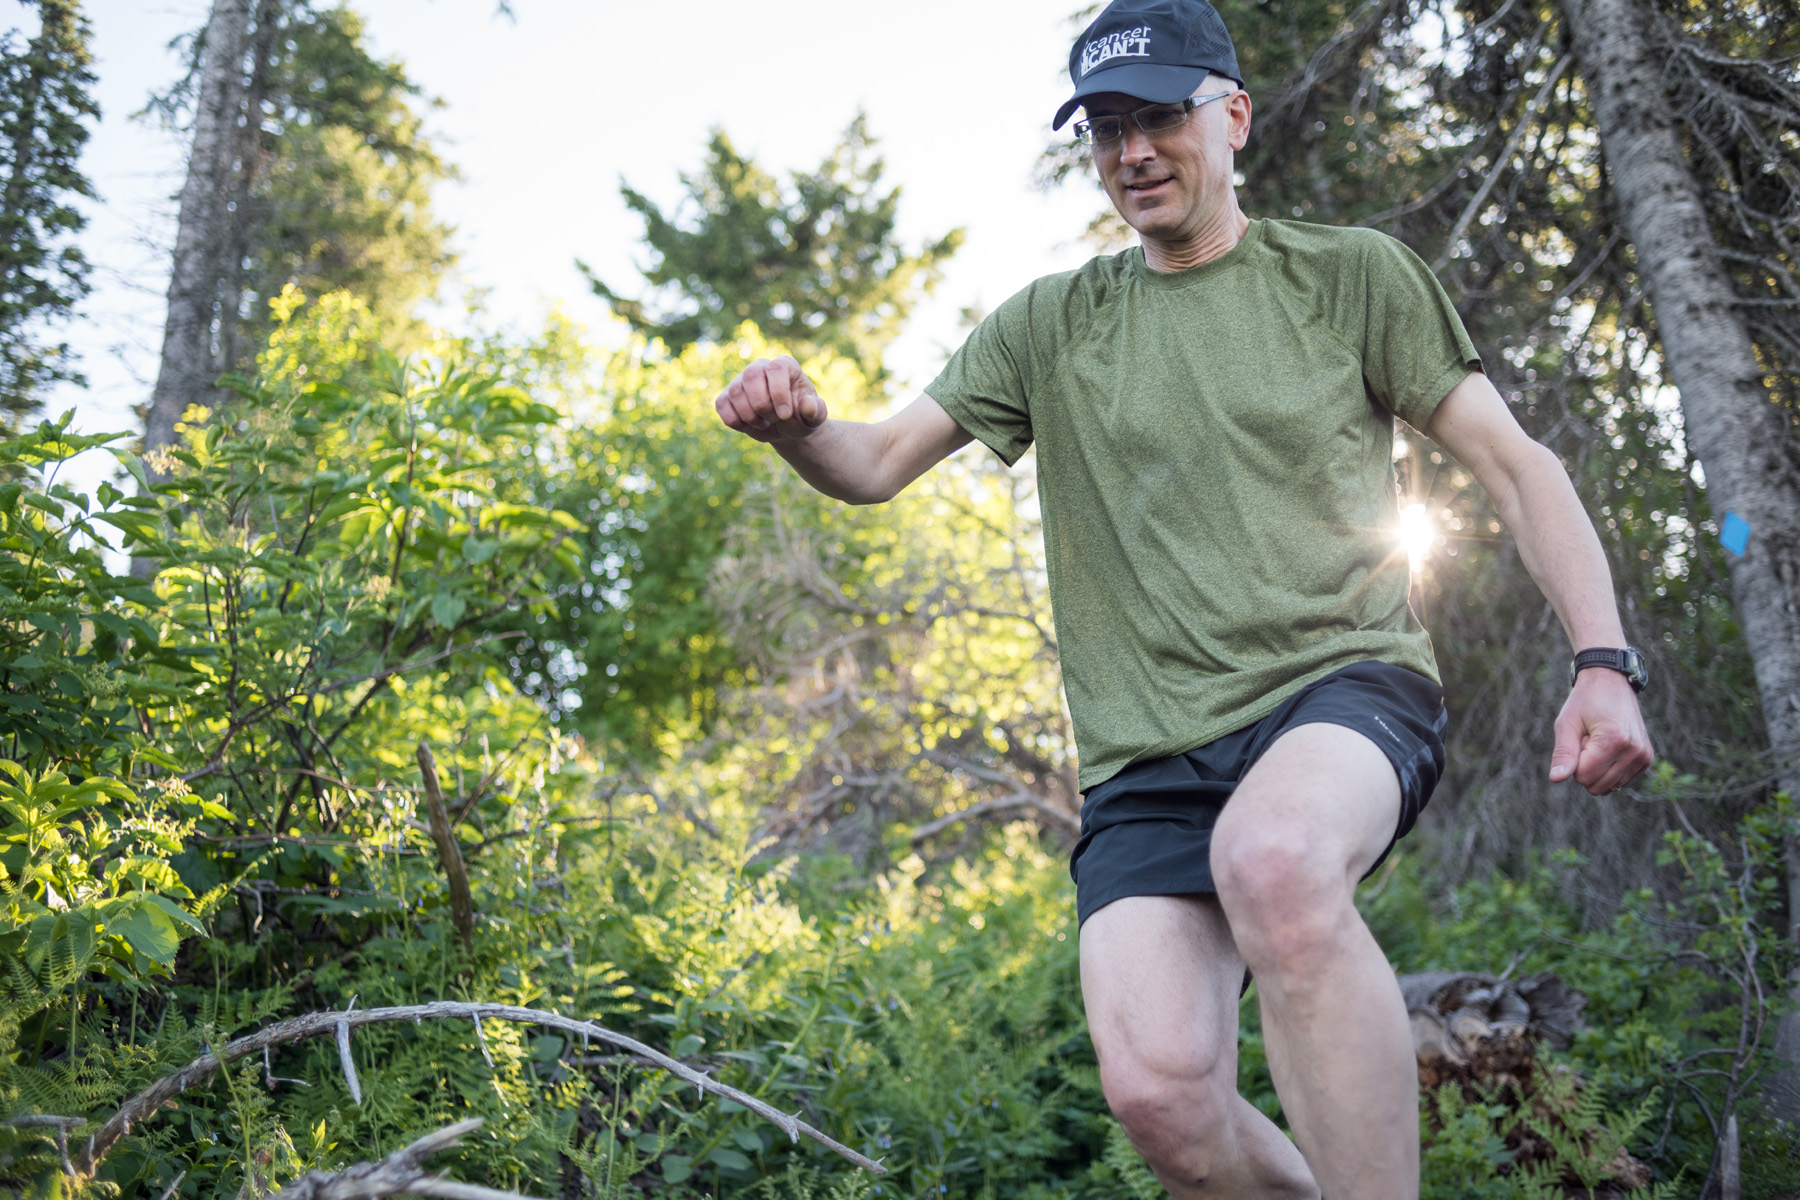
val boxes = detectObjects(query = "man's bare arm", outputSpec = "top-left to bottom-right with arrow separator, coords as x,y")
1424,371 -> 1655,796
714,356 -> 973,504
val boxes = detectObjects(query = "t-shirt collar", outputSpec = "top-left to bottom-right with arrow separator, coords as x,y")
1128,218 -> 1265,290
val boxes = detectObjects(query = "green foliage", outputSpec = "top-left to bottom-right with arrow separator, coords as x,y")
505,330 -> 874,750
0,290 -> 597,1193
1359,793 -> 1800,1200
0,0 -> 96,432
0,412 -> 158,767
583,116 -> 963,367
0,762 -> 206,984
0,256 -> 1784,1200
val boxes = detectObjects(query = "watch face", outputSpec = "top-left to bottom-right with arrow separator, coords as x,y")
1624,648 -> 1649,690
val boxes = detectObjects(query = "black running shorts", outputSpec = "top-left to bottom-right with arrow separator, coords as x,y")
1070,660 -> 1448,926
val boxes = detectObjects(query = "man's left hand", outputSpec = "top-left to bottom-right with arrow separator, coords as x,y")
1548,668 -> 1655,795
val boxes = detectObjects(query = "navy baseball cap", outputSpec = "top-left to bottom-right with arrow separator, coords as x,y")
1053,0 -> 1244,130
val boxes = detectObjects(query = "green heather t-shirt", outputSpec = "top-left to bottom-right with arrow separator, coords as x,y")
925,218 -> 1482,790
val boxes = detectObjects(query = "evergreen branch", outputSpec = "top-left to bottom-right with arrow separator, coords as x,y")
269,1118 -> 542,1200
76,1001 -> 887,1179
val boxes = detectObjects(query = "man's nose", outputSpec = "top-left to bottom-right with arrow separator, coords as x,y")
1119,124 -> 1157,165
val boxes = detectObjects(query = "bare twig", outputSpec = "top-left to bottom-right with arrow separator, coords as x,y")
417,742 -> 475,953
471,1014 -> 492,1068
335,1016 -> 361,1105
917,751 -> 1080,835
270,1118 -> 543,1200
910,794 -> 1078,844
76,1001 -> 886,1178
1433,51 -> 1573,272
264,1044 -> 311,1089
6,1115 -> 79,1176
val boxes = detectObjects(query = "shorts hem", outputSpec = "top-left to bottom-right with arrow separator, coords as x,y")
1075,875 -> 1218,926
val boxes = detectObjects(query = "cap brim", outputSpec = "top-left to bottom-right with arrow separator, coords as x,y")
1052,62 -> 1210,130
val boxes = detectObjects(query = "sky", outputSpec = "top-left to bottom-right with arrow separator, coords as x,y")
45,0 -> 1112,494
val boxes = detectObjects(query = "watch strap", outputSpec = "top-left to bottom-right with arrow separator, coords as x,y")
1569,647 -> 1647,693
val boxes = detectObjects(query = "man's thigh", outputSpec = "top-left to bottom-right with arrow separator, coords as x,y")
1212,722 -> 1403,896
1080,894 -> 1245,1094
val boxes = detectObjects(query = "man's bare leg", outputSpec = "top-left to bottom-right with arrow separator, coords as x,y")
1210,722 -> 1419,1200
1081,895 -> 1320,1199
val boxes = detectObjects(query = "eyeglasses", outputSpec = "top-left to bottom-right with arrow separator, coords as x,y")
1072,91 -> 1238,146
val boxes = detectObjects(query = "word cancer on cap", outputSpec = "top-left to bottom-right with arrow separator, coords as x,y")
1080,26 -> 1155,78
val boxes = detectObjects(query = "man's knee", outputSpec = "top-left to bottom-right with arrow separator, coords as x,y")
1102,1050 -> 1237,1180
1211,821 -> 1353,974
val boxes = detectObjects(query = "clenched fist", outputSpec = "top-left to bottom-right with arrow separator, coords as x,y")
715,356 -> 827,443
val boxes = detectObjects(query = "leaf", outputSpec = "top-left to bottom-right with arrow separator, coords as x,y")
660,1156 -> 694,1185
430,593 -> 467,628
118,857 -> 194,897
107,900 -> 181,965
138,893 -> 207,934
707,1148 -> 753,1171
92,612 -> 132,640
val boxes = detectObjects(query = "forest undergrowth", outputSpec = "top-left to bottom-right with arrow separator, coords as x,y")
0,292 -> 1796,1199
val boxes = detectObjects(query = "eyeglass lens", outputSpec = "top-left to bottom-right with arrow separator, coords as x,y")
1074,92 -> 1234,146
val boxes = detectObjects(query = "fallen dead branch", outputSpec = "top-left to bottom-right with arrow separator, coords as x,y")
270,1118 -> 542,1200
75,1000 -> 885,1179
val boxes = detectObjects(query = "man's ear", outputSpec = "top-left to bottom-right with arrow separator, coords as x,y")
1226,90 -> 1252,151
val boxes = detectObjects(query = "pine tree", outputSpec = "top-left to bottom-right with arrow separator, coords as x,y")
142,0 -> 454,468
583,114 -> 963,370
0,0 -> 96,435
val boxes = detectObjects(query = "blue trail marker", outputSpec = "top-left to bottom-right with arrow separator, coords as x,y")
1720,511 -> 1751,557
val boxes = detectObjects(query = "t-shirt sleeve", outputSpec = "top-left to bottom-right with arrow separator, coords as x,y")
924,290 -> 1035,467
1358,233 -> 1483,430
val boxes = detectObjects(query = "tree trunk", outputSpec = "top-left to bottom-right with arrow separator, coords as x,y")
1562,0 -> 1800,1119
213,0 -> 283,381
141,0 -> 249,476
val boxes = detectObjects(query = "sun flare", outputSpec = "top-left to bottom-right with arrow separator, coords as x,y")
1398,502 -> 1435,571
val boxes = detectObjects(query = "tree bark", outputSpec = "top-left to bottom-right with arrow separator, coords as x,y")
1562,0 -> 1800,1119
141,0 -> 249,475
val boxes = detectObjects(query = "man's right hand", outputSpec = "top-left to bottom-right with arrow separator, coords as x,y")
715,356 -> 827,443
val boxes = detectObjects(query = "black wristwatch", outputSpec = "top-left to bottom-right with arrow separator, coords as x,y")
1569,646 -> 1649,693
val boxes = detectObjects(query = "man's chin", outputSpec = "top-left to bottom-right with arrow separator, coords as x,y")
1121,210 -> 1182,242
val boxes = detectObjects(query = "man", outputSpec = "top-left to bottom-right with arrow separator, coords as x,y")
711,0 -> 1655,1195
